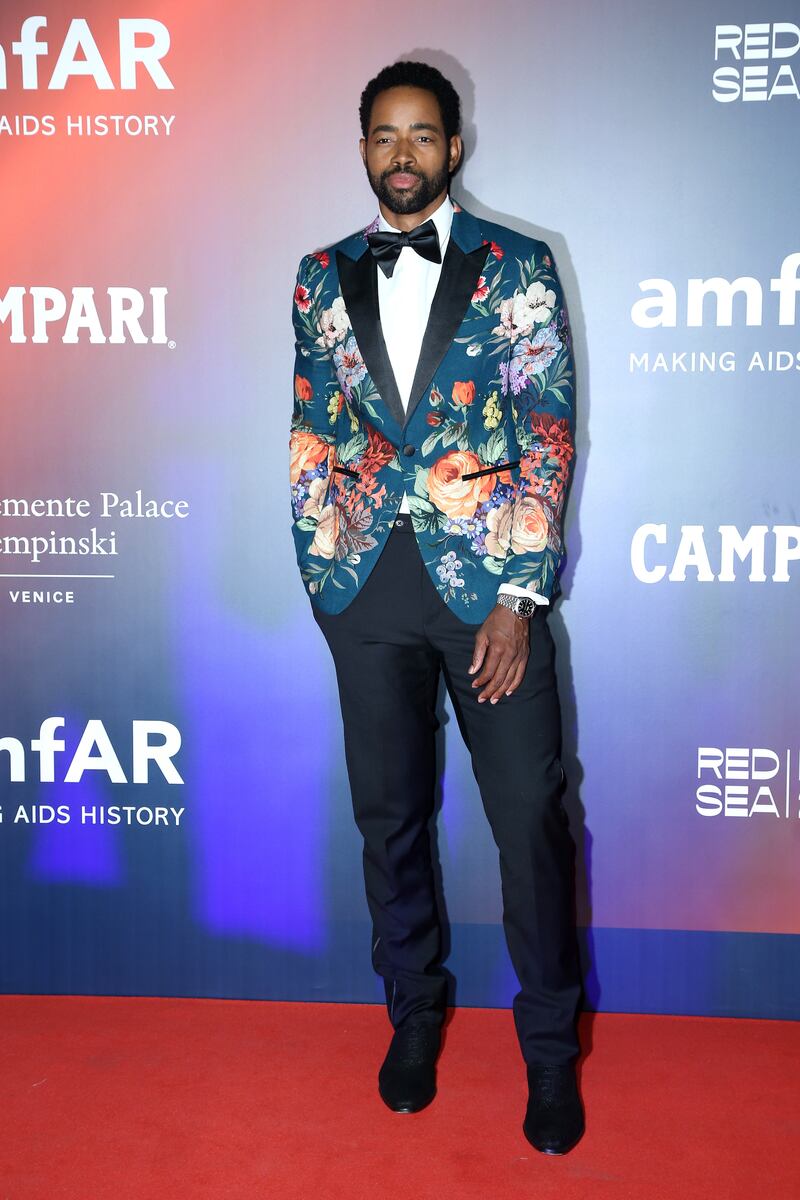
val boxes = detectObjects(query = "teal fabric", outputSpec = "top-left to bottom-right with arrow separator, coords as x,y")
289,204 -> 575,624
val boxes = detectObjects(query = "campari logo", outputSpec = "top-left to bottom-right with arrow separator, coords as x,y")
631,525 -> 800,585
0,286 -> 170,344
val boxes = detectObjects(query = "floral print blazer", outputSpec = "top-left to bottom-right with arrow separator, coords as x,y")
289,202 -> 575,625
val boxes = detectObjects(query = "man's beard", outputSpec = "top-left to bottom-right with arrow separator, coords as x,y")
366,162 -> 450,215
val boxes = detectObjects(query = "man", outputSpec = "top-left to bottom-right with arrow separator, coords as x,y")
289,60 -> 584,1155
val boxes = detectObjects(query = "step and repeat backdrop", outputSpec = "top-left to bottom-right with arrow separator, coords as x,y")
1,1 -> 798,1017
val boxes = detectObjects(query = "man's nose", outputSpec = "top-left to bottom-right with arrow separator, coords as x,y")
391,137 -> 416,166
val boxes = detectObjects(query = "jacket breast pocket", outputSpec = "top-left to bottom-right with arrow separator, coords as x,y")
460,458 -> 520,480
332,464 -> 360,479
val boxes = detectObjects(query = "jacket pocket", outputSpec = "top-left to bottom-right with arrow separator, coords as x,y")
460,458 -> 520,480
332,464 -> 360,479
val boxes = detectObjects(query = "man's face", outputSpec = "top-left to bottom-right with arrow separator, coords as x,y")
359,85 -> 462,218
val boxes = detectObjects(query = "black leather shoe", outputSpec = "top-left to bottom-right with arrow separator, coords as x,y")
523,1061 -> 585,1154
378,1021 -> 441,1113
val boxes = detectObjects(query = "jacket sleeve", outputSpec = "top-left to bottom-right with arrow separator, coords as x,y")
496,245 -> 576,603
289,254 -> 339,563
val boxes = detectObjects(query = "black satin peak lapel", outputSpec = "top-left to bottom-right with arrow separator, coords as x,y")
336,249 -> 405,430
404,238 -> 492,427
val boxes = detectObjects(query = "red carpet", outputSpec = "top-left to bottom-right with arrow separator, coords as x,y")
0,997 -> 797,1199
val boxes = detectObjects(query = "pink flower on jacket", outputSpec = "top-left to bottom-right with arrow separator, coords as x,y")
309,503 -> 339,559
302,476 -> 329,521
294,284 -> 311,313
484,501 -> 513,557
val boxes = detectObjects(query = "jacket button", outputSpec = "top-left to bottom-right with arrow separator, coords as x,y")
402,444 -> 416,456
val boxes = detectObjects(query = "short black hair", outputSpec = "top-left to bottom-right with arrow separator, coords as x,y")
359,61 -> 461,143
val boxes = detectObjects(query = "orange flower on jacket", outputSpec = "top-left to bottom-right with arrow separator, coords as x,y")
289,430 -> 330,484
451,380 -> 475,408
530,412 -> 573,459
359,426 -> 396,477
294,375 -> 313,402
427,450 -> 496,519
510,496 -> 549,554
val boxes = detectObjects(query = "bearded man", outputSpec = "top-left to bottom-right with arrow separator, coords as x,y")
289,59 -> 584,1154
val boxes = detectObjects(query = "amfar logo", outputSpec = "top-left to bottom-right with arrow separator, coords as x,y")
631,525 -> 800,584
696,748 -> 798,819
631,254 -> 800,328
0,717 -> 183,783
0,287 -> 169,344
0,17 -> 173,90
713,23 -> 800,102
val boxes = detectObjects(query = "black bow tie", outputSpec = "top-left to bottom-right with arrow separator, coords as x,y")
367,219 -> 441,278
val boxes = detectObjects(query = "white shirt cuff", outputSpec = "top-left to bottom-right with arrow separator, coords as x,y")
497,583 -> 549,606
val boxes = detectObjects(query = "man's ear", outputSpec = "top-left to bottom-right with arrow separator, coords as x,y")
449,134 -> 463,174
358,137 -> 367,167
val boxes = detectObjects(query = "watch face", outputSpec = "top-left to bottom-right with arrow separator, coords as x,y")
517,597 -> 535,617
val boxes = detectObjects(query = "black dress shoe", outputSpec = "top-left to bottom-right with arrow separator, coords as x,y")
378,1021 -> 441,1113
523,1061 -> 585,1154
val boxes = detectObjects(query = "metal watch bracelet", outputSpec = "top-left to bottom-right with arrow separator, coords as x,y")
496,592 -> 536,619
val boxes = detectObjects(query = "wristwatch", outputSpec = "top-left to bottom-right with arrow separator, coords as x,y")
496,593 -> 536,619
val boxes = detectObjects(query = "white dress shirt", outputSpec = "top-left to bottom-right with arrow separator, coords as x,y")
376,195 -> 547,606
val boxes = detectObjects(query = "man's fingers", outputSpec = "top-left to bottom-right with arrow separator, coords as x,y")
488,659 -> 520,703
483,657 -> 518,703
503,657 -> 527,697
469,612 -> 532,703
469,631 -> 489,675
471,643 -> 504,689
475,649 -> 515,700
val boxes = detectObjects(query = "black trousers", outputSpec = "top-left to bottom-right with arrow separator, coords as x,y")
312,517 -> 583,1064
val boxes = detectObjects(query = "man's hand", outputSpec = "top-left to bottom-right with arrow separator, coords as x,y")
469,604 -> 531,703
